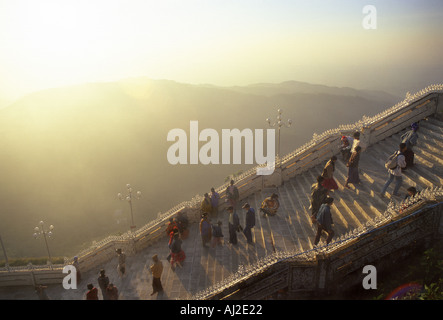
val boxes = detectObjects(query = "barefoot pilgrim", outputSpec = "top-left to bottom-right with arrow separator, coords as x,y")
167,121 -> 276,175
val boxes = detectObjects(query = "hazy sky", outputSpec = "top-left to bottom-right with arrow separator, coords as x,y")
0,0 -> 442,101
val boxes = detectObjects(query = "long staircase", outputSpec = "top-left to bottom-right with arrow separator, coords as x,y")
1,87 -> 443,300
9,115 -> 439,300
238,116 -> 443,259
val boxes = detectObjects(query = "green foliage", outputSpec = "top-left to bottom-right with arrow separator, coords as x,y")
408,247 -> 443,286
368,243 -> 443,300
372,293 -> 386,300
419,282 -> 443,300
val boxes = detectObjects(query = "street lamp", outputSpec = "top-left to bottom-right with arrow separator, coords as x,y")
0,235 -> 10,271
266,108 -> 292,163
33,221 -> 54,268
117,184 -> 141,232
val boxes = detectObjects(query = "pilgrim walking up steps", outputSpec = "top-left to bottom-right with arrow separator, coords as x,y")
170,231 -> 185,271
380,143 -> 408,198
210,187 -> 220,218
344,146 -> 362,189
321,156 -> 339,191
313,197 -> 335,246
227,206 -> 241,245
309,176 -> 329,224
97,269 -> 110,300
106,283 -> 118,300
199,212 -> 212,248
116,248 -> 126,278
226,180 -> 240,212
201,193 -> 213,217
150,254 -> 163,296
242,203 -> 256,244
401,122 -> 419,169
211,221 -> 224,248
350,131 -> 366,153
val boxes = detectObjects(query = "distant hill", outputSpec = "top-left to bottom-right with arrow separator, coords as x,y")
226,80 -> 400,103
0,78 -> 401,258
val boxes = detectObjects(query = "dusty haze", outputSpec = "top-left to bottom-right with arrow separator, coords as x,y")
0,78 -> 401,258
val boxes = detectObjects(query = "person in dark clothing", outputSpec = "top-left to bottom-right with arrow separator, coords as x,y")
227,206 -> 240,245
242,203 -> 256,244
106,283 -> 119,300
86,283 -> 99,300
404,186 -> 419,200
199,212 -> 212,247
211,221 -> 224,248
226,180 -> 240,211
310,176 -> 329,224
175,211 -> 189,239
345,146 -> 362,188
150,254 -> 163,296
314,197 -> 335,246
399,186 -> 422,214
35,285 -> 50,300
210,187 -> 220,218
115,248 -> 126,278
73,256 -> 81,286
97,269 -> 110,300
170,232 -> 185,270
401,122 -> 419,169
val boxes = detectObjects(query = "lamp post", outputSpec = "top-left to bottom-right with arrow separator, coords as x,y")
0,235 -> 9,271
117,184 -> 141,232
33,221 -> 54,268
266,108 -> 292,165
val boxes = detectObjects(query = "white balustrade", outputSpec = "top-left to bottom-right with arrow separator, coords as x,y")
6,85 -> 442,282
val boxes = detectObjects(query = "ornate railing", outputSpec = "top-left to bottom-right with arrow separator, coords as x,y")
1,84 -> 442,276
190,186 -> 443,300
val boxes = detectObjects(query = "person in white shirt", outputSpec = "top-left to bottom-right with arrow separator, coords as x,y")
380,143 -> 407,197
351,131 -> 366,153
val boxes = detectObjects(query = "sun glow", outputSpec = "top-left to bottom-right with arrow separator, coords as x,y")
0,0 -> 442,101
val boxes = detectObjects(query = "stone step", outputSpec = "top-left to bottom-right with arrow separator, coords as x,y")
284,178 -> 316,250
420,118 -> 443,135
426,116 -> 443,129
277,186 -> 305,252
334,159 -> 387,212
418,127 -> 443,147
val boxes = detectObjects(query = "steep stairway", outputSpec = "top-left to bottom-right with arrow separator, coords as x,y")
8,116 -> 443,300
